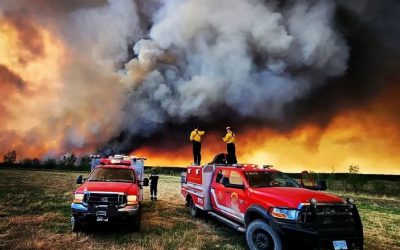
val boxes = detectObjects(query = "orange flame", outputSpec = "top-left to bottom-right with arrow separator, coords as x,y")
1,13 -> 399,175
134,81 -> 400,174
0,17 -> 106,158
0,18 -> 65,157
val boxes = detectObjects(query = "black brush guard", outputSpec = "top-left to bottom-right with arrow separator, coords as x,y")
270,203 -> 364,250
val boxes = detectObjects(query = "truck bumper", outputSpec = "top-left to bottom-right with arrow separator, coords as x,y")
71,203 -> 140,223
270,220 -> 364,250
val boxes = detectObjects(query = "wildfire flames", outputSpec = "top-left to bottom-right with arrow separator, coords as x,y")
135,81 -> 400,174
0,16 -> 66,156
0,1 -> 399,174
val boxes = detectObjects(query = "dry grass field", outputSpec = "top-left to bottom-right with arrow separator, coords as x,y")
0,169 -> 399,250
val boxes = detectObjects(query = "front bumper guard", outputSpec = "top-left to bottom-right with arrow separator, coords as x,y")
71,202 -> 140,217
269,203 -> 364,249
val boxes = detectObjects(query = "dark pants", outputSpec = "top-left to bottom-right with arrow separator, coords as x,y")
150,185 -> 157,200
192,141 -> 201,165
227,143 -> 237,164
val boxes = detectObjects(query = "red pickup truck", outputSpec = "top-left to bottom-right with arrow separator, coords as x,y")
181,154 -> 363,250
71,156 -> 149,232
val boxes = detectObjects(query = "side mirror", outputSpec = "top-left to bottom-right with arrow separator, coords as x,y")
300,171 -> 318,190
76,175 -> 83,184
142,178 -> 149,187
180,172 -> 186,184
318,180 -> 327,191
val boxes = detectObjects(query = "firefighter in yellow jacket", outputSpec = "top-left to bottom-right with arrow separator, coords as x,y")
222,126 -> 237,164
190,126 -> 205,165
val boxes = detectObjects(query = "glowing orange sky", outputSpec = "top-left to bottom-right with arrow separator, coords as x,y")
134,82 -> 400,174
1,9 -> 399,175
0,14 -> 122,158
0,19 -> 67,157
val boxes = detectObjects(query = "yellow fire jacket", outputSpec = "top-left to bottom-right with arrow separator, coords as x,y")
190,129 -> 205,142
223,131 -> 235,144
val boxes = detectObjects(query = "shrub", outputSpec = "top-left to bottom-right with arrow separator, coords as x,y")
346,165 -> 367,192
371,181 -> 387,195
43,158 -> 57,169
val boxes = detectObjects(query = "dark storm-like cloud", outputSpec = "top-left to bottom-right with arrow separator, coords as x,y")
103,0 -> 400,154
1,0 -> 398,157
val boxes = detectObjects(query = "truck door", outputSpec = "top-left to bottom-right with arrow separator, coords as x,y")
211,169 -> 247,222
211,169 -> 229,209
223,170 -> 246,222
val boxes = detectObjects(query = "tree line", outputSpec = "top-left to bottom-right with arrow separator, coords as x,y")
2,150 -> 91,171
2,150 -> 399,197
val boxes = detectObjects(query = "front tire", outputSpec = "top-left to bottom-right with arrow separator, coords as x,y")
129,207 -> 142,232
246,219 -> 282,250
71,217 -> 81,233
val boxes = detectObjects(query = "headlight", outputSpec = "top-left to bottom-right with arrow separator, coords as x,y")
73,193 -> 84,203
127,195 -> 138,205
310,198 -> 318,206
270,208 -> 299,220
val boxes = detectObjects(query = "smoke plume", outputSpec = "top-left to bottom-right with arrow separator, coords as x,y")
0,0 -> 399,173
113,0 -> 350,151
0,0 -> 141,157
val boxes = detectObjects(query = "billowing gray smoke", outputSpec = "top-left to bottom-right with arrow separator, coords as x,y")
1,0 -> 398,157
113,0 -> 349,151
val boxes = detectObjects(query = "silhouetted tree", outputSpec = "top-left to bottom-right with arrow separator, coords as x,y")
32,158 -> 41,168
64,154 -> 77,167
3,150 -> 17,164
20,158 -> 33,166
80,156 -> 91,169
43,158 -> 57,169
348,165 -> 359,174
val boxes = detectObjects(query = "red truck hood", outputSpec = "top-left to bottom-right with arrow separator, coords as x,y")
75,181 -> 138,195
251,187 -> 344,208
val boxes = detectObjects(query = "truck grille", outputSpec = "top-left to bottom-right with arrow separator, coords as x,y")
300,204 -> 356,225
296,204 -> 363,248
84,192 -> 127,207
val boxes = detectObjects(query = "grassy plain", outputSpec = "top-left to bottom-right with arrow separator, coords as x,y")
0,169 -> 399,250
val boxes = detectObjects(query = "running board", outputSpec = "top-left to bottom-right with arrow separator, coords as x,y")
208,211 -> 246,232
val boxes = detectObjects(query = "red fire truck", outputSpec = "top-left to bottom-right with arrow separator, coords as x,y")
71,155 -> 149,232
181,154 -> 363,250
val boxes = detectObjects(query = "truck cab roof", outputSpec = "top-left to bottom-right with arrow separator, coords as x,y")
96,165 -> 133,169
214,164 -> 279,173
100,158 -> 132,166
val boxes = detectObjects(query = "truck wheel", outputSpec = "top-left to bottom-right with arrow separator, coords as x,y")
246,220 -> 282,250
71,217 -> 81,233
129,209 -> 142,232
189,198 -> 200,218
129,215 -> 141,232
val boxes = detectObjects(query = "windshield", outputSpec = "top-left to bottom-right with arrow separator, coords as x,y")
244,171 -> 300,188
88,168 -> 135,183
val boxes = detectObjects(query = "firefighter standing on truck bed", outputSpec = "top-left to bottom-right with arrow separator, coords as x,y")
149,169 -> 159,201
223,126 -> 237,164
189,126 -> 205,165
